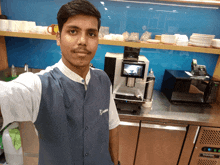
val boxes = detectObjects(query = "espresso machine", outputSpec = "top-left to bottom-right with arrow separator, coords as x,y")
104,47 -> 153,111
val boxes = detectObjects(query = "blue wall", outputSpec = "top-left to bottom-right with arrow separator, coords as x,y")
1,0 -> 220,90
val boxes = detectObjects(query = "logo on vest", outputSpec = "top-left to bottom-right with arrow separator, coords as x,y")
100,109 -> 108,115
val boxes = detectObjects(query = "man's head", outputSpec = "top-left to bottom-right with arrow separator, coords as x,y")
57,0 -> 101,34
56,0 -> 101,76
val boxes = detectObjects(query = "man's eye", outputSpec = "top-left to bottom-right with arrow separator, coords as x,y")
89,33 -> 96,37
70,30 -> 76,34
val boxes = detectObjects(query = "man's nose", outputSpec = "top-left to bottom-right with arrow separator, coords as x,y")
78,33 -> 87,46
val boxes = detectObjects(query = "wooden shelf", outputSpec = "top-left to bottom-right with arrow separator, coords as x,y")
157,0 -> 220,6
99,39 -> 220,54
0,31 -> 56,40
0,31 -> 220,55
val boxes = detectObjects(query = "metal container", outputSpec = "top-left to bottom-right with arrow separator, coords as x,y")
144,69 -> 155,101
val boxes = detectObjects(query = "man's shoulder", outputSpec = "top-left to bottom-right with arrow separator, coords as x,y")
91,68 -> 109,78
36,64 -> 58,77
91,68 -> 111,84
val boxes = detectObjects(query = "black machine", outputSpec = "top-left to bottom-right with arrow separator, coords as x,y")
161,59 -> 219,104
191,59 -> 208,76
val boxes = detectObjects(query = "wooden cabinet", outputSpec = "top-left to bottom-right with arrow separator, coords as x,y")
134,121 -> 187,165
119,119 -> 140,165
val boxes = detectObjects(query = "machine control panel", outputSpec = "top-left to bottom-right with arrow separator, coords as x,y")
200,147 -> 220,159
202,147 -> 220,153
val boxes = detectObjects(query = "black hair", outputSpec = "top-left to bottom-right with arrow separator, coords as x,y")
57,0 -> 101,34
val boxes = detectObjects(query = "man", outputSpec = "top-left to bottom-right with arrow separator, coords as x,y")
0,0 -> 120,164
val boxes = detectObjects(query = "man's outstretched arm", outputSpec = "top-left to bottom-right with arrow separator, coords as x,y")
109,126 -> 119,165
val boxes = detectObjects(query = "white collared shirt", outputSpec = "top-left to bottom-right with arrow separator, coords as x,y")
0,59 -> 120,133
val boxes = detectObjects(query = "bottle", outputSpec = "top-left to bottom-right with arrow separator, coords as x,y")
144,68 -> 155,102
11,65 -> 17,78
24,63 -> 29,72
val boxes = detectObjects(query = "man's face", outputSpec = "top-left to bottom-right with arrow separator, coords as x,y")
56,15 -> 99,70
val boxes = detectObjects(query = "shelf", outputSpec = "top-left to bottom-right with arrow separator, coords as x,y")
1,31 -> 220,55
157,0 -> 220,6
99,40 -> 220,55
0,31 -> 56,40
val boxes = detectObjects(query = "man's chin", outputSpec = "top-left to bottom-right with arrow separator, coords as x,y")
73,63 -> 90,69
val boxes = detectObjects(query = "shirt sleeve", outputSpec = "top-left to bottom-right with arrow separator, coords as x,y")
0,72 -> 42,131
109,85 -> 120,130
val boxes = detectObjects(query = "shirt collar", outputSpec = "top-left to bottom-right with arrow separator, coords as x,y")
56,59 -> 90,85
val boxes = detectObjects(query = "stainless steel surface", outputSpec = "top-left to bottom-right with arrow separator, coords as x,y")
120,121 -> 139,127
145,79 -> 154,101
119,90 -> 220,127
141,123 -> 186,131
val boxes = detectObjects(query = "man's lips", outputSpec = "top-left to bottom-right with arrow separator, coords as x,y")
72,49 -> 91,54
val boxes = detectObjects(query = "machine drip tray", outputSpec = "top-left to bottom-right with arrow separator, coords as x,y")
115,101 -> 142,115
116,94 -> 142,101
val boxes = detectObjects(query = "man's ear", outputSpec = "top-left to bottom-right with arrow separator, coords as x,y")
56,32 -> 61,46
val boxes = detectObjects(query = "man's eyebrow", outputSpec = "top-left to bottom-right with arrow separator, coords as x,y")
66,25 -> 98,32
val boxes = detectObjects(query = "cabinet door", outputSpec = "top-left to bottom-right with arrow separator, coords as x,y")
135,121 -> 187,165
119,119 -> 140,165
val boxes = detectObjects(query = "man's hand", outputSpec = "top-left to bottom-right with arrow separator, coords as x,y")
109,126 -> 119,165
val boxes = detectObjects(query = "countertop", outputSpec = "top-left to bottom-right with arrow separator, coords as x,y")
119,90 -> 220,127
1,67 -> 220,128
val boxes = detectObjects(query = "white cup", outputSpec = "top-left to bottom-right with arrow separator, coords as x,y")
20,21 -> 29,33
41,26 -> 48,34
0,19 -> 9,31
47,27 -> 52,34
8,20 -> 19,32
14,21 -> 23,32
35,26 -> 45,34
28,21 -> 36,33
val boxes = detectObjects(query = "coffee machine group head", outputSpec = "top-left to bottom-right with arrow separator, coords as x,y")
104,47 -> 152,106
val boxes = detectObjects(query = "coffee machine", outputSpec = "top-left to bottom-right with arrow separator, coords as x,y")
104,47 -> 152,111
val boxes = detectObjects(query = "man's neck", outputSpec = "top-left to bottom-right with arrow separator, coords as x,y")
62,58 -> 89,80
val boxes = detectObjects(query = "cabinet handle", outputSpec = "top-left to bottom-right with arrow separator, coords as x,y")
193,126 -> 200,144
141,123 -> 186,131
119,121 -> 139,127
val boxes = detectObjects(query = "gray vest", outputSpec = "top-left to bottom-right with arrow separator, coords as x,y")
35,67 -> 114,165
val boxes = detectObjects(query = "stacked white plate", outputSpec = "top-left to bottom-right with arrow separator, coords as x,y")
175,34 -> 188,46
161,34 -> 176,44
189,33 -> 215,47
212,39 -> 220,48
